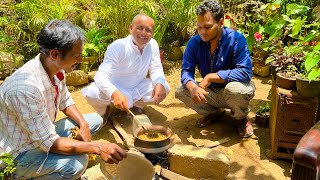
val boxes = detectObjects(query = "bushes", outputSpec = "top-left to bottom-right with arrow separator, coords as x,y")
0,0 -> 198,62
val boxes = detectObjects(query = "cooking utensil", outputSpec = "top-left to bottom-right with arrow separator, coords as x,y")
128,109 -> 148,130
100,152 -> 155,180
133,125 -> 172,154
128,109 -> 159,138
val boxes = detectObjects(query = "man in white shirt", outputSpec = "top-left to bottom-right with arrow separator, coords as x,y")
81,14 -> 170,120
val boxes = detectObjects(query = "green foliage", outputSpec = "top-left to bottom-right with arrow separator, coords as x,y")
244,1 -> 314,54
95,0 -> 145,41
0,0 -> 198,66
0,153 -> 16,178
303,42 -> 320,81
81,27 -> 113,73
256,102 -> 270,117
266,51 -> 305,75
0,30 -> 15,53
82,27 -> 113,58
0,0 -> 82,60
144,0 -> 197,47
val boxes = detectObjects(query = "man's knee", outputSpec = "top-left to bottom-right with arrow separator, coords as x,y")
175,85 -> 188,99
224,81 -> 255,97
82,113 -> 104,133
60,155 -> 88,179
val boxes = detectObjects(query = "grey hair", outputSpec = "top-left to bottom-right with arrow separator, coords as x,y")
131,13 -> 155,30
37,19 -> 86,57
196,0 -> 224,22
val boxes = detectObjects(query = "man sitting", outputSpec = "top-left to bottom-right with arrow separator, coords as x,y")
175,0 -> 256,138
81,14 -> 170,121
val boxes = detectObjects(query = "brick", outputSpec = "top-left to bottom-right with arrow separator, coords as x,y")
168,144 -> 230,180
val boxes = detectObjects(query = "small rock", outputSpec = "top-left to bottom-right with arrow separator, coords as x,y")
65,70 -> 89,86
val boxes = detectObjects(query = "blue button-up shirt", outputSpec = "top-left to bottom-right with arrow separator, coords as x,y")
181,27 -> 252,88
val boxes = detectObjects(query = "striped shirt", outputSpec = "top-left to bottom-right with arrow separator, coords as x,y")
0,54 -> 75,159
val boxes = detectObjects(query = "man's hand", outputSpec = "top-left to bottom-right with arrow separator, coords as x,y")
190,86 -> 209,104
199,76 -> 211,89
186,81 -> 208,104
76,124 -> 91,142
99,143 -> 127,164
152,84 -> 167,105
62,105 -> 92,142
70,126 -> 91,142
112,90 -> 129,111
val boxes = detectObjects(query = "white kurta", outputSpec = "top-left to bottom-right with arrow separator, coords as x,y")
81,35 -> 170,115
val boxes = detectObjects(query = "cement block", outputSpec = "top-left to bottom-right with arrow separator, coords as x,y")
168,144 -> 230,180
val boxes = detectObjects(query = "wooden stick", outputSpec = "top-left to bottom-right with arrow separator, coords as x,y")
201,137 -> 231,148
128,109 -> 148,130
154,165 -> 194,180
110,118 -> 134,148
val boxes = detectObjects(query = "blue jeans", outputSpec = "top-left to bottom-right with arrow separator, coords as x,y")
11,113 -> 103,180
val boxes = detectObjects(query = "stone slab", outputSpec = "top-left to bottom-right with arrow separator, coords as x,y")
168,144 -> 230,180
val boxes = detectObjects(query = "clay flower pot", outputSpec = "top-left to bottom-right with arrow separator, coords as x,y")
255,114 -> 269,126
275,72 -> 296,90
296,76 -> 320,97
253,63 -> 270,77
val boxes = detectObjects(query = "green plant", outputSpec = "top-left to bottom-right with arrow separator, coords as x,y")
0,30 -> 16,54
302,41 -> 320,80
82,27 -> 112,58
245,1 -> 313,54
143,0 -> 197,48
256,102 -> 270,117
266,51 -> 305,75
245,2 -> 283,53
80,27 -> 113,73
1,0 -> 81,60
270,30 -> 320,80
95,0 -> 145,41
0,153 -> 16,178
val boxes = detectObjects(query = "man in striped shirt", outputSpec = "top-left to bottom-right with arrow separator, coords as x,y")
0,20 -> 126,179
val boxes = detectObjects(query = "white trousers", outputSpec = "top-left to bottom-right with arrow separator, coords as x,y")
81,78 -> 170,115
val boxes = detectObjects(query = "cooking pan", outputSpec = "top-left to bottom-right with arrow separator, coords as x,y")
133,124 -> 172,154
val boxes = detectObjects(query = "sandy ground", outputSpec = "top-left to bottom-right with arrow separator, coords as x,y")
56,60 -> 292,180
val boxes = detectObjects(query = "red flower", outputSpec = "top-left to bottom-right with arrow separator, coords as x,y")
254,32 -> 262,41
56,71 -> 64,81
225,15 -> 231,19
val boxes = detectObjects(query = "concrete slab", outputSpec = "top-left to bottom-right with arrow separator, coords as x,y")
168,144 -> 230,180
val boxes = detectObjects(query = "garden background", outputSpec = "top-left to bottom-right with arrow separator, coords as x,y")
1,0 -> 320,179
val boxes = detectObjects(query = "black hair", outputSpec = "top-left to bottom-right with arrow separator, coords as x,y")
37,20 -> 86,58
196,0 -> 224,22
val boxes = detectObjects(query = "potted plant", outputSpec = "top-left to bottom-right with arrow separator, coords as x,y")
296,41 -> 320,97
81,27 -> 112,73
255,102 -> 270,126
266,50 -> 305,89
246,2 -> 312,78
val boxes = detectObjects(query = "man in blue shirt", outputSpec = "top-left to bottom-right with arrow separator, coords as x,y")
175,0 -> 256,138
